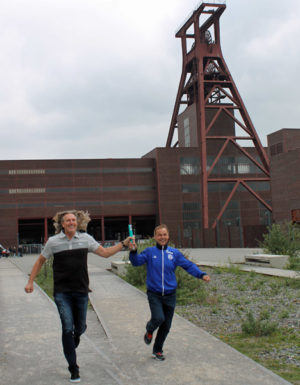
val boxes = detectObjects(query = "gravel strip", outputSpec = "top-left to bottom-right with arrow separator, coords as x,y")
176,267 -> 300,368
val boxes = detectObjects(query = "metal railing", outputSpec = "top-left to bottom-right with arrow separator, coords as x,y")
20,244 -> 42,255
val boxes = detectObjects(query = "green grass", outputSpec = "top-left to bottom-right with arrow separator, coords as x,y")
35,261 -> 54,299
221,329 -> 300,384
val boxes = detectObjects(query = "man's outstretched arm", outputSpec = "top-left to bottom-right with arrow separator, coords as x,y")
24,254 -> 46,293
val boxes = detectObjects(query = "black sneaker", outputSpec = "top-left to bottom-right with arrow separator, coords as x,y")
69,366 -> 80,383
152,352 -> 165,361
144,332 -> 153,345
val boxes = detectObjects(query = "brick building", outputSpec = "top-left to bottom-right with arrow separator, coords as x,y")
1,3 -> 298,251
0,127 -> 299,251
268,129 -> 300,224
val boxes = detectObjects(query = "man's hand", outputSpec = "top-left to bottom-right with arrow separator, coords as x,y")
202,275 -> 210,282
25,281 -> 34,293
122,236 -> 132,247
128,238 -> 137,251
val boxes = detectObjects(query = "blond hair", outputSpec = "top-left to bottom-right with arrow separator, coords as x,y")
53,210 -> 91,234
154,224 -> 169,236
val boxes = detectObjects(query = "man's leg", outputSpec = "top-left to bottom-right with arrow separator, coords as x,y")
73,293 -> 88,348
54,292 -> 77,369
153,293 -> 176,354
146,291 -> 165,334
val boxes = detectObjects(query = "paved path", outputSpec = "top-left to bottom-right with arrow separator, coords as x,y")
0,255 -> 293,385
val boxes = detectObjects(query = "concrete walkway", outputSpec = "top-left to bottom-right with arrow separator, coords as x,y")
0,255 -> 293,385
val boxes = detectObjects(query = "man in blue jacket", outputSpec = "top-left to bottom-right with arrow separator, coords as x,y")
129,224 -> 210,361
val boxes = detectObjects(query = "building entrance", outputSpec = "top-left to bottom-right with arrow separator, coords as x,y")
18,219 -> 45,245
88,215 -> 156,244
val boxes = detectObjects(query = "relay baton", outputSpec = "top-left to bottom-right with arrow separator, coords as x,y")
128,224 -> 134,243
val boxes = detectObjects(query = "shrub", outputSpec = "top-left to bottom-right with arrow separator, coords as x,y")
260,222 -> 300,270
241,311 -> 277,336
123,238 -> 155,288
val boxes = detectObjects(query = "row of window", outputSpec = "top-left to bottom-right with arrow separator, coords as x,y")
4,157 -> 264,178
8,169 -> 45,175
180,155 -> 264,175
182,181 -> 270,193
6,186 -> 155,195
2,167 -> 154,176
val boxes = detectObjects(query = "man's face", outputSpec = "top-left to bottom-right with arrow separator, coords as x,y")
61,213 -> 78,235
154,228 -> 169,247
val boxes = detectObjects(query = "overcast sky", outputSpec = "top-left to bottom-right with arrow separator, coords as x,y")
0,0 -> 299,160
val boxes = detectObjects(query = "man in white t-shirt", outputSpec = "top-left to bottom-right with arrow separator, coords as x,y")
25,210 -> 131,383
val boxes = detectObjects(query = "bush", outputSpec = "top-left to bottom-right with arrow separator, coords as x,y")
260,222 -> 300,270
122,238 -> 155,288
175,268 -> 207,305
241,311 -> 278,336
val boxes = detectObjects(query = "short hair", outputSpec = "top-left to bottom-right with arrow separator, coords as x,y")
53,210 -> 91,234
154,224 -> 169,236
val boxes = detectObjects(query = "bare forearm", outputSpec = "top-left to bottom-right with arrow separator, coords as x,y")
25,255 -> 46,293
95,237 -> 131,258
97,242 -> 123,258
28,256 -> 46,282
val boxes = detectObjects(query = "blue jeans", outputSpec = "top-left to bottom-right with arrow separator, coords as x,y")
146,290 -> 176,353
54,292 -> 88,368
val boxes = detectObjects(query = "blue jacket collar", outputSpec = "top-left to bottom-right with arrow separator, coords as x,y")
156,243 -> 168,250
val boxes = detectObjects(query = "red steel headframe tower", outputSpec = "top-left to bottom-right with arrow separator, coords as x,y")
166,2 -> 272,233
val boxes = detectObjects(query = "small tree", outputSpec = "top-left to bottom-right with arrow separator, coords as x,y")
241,311 -> 277,337
261,222 -> 300,270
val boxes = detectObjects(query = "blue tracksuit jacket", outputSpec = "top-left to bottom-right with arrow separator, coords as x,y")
129,244 -> 206,295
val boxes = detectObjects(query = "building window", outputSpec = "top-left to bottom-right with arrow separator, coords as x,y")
221,200 -> 240,226
246,181 -> 270,192
180,157 -> 200,175
207,155 -> 263,175
184,118 -> 190,147
259,202 -> 272,225
182,183 -> 200,193
9,169 -> 45,175
183,202 -> 201,210
9,188 -> 46,194
270,143 -> 283,156
208,182 -> 235,192
183,221 -> 201,238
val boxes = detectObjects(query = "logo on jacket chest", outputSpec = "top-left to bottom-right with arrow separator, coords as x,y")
152,251 -> 174,260
166,250 -> 174,260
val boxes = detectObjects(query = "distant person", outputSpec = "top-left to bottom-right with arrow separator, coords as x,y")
25,210 -> 131,383
129,224 -> 210,361
18,245 -> 23,257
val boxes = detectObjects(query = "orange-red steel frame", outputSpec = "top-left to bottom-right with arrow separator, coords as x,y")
166,2 -> 272,229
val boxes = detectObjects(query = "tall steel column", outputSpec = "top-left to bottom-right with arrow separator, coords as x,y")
167,2 -> 271,230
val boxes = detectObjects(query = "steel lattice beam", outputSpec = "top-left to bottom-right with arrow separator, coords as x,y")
167,2 -> 271,229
